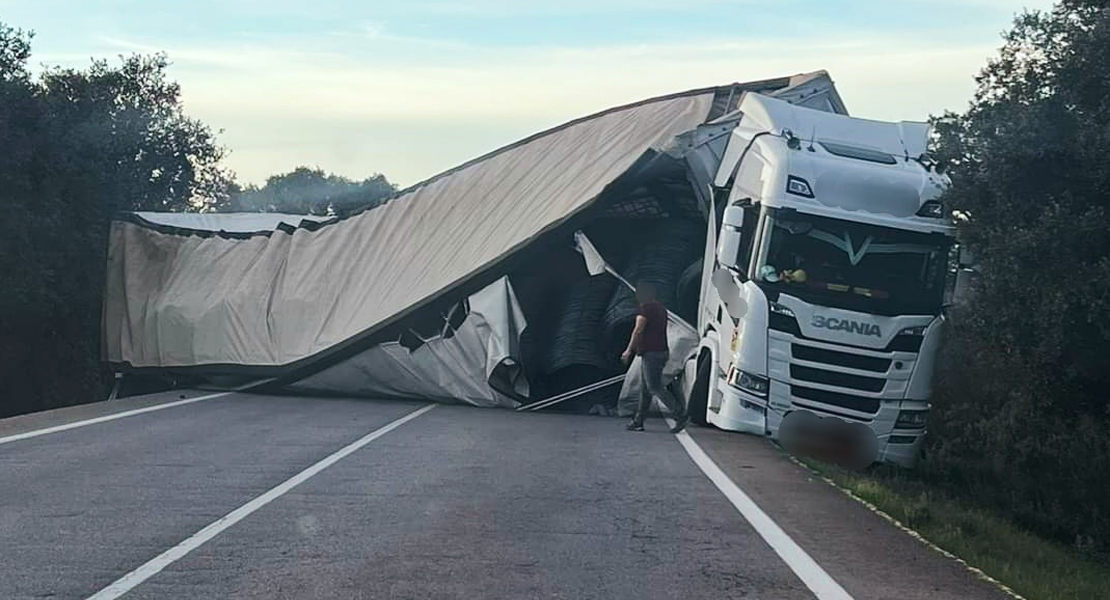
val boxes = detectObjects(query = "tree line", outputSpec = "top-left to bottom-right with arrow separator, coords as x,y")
231,167 -> 396,215
2,1 -> 1109,554
928,0 -> 1110,555
0,23 -> 395,419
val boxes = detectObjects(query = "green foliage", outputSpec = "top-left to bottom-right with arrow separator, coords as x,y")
231,166 -> 396,215
0,23 -> 32,82
929,2 -> 1110,552
0,23 -> 234,418
810,460 -> 1110,600
0,21 -> 399,419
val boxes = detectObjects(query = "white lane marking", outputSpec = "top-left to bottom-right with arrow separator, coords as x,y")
86,403 -> 437,600
671,422 -> 856,600
0,392 -> 234,446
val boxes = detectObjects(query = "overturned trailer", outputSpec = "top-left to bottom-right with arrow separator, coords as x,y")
103,71 -> 846,414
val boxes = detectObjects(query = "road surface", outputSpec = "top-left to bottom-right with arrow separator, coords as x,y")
0,391 -> 1010,600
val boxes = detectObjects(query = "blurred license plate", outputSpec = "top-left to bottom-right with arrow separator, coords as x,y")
779,411 -> 879,470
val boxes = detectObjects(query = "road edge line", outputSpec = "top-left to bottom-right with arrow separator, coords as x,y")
671,424 -> 856,600
0,392 -> 235,446
785,455 -> 1028,600
86,402 -> 437,600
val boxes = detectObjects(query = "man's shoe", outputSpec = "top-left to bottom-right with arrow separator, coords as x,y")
669,416 -> 691,434
626,422 -> 645,432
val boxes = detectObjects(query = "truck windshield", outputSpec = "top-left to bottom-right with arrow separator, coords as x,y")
756,210 -> 951,315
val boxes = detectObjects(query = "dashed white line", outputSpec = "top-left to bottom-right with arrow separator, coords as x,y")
0,392 -> 235,446
786,455 -> 1027,600
671,422 -> 856,600
85,402 -> 437,600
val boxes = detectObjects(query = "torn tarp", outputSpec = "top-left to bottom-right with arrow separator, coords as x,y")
511,232 -> 701,414
102,72 -> 846,410
286,277 -> 528,408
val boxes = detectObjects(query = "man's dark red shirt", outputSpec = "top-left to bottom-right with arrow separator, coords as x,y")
637,301 -> 669,353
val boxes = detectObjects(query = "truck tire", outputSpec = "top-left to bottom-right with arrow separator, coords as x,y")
688,356 -> 711,426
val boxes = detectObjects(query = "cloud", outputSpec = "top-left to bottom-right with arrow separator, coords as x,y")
386,0 -> 745,17
145,34 -> 996,118
368,0 -> 1055,19
335,20 -> 469,49
88,29 -> 1001,185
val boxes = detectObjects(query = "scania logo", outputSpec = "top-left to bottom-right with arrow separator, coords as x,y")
812,315 -> 881,337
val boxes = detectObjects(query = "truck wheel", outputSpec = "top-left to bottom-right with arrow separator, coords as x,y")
687,357 -> 711,426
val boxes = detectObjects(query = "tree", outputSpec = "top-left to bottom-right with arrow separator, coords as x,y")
230,167 -> 396,215
928,1 -> 1110,551
0,22 -> 234,418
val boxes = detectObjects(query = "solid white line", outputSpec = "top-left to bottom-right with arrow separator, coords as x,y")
0,392 -> 235,446
671,423 -> 856,600
86,403 -> 437,600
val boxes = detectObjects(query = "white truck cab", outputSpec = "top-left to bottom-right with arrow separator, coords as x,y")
680,92 -> 955,468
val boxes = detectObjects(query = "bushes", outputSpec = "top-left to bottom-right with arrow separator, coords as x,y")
230,167 -> 396,215
926,322 -> 1110,552
927,1 -> 1110,552
0,24 -> 233,418
0,23 -> 398,419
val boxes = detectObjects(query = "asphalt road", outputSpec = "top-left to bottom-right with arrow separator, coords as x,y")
0,391 -> 1011,600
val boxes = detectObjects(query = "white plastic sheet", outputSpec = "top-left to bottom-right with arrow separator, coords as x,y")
616,320 -> 700,417
286,277 -> 528,407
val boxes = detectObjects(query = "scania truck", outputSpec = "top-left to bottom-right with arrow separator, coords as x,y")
675,90 -> 962,468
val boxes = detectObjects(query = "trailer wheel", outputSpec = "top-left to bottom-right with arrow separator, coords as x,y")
688,356 -> 711,426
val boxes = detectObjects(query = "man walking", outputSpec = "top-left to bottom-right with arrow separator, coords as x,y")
621,282 -> 690,433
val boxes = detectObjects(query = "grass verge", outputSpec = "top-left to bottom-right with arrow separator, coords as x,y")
801,460 -> 1110,600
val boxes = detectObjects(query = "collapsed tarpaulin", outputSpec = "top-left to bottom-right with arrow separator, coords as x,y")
101,72 -> 846,407
286,276 -> 528,408
103,92 -> 715,372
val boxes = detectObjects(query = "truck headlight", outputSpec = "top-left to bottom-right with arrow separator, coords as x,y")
728,366 -> 769,397
895,409 -> 928,429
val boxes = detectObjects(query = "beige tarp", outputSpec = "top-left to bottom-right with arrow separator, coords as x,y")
286,276 -> 529,408
103,92 -> 715,369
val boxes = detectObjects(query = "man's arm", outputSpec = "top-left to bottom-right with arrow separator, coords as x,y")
621,315 -> 648,364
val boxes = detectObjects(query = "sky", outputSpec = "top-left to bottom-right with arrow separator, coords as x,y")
0,0 -> 1055,187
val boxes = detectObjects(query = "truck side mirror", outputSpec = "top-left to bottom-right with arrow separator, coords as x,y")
951,267 -> 976,307
716,205 -> 745,273
946,243 -> 978,308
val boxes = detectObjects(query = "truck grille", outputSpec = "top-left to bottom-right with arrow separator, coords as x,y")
790,365 -> 885,393
792,385 -> 881,414
792,345 -> 890,373
768,312 -> 922,423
